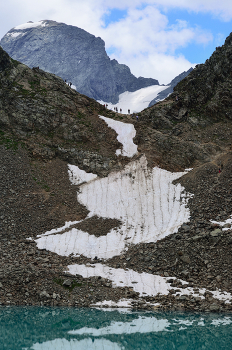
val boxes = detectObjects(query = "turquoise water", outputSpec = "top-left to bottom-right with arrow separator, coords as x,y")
1,307 -> 232,349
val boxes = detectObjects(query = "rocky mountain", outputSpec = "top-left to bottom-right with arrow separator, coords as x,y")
142,33 -> 232,125
148,68 -> 193,107
0,20 -> 159,104
1,36 -> 232,314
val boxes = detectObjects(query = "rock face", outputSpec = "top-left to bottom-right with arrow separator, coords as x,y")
0,20 -> 159,103
140,32 -> 232,129
148,68 -> 193,107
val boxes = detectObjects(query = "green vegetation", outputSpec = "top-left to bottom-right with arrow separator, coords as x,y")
0,130 -> 20,151
77,112 -> 84,119
29,79 -> 40,90
32,175 -> 50,192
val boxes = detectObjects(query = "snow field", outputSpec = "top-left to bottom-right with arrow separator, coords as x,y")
35,155 -> 191,259
67,263 -> 232,304
99,116 -> 137,157
33,117 -> 232,305
98,85 -> 170,113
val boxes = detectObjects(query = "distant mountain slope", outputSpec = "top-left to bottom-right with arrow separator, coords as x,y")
0,20 -> 159,104
148,68 -> 193,107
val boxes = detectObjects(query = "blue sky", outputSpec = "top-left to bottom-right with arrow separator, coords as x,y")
103,6 -> 231,64
167,9 -> 230,63
1,0 -> 232,84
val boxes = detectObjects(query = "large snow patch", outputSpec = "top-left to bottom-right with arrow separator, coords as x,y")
35,155 -> 192,259
98,85 -> 170,113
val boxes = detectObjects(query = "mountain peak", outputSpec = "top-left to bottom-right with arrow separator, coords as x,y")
0,21 -> 159,104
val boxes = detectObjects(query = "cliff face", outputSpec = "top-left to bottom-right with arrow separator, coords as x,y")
0,20 -> 159,103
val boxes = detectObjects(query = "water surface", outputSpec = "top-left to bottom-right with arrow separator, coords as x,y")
1,307 -> 232,349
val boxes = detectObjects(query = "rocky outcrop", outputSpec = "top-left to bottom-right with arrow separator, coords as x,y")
140,32 -> 232,131
0,46 -> 124,175
0,20 -> 159,103
148,68 -> 193,107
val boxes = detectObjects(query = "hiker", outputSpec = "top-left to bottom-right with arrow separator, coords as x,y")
70,82 -> 72,88
219,168 -> 221,173
116,107 -> 118,112
65,79 -> 66,83
136,115 -> 138,121
120,108 -> 122,113
128,109 -> 130,114
176,95 -> 178,101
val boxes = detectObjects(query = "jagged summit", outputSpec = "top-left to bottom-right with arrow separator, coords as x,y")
0,20 -> 159,104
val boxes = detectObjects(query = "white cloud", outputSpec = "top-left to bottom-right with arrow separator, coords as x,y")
115,53 -> 195,84
98,6 -> 209,83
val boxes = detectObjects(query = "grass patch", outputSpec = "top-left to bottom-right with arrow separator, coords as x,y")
77,112 -> 84,119
32,175 -> 50,192
0,130 -> 19,151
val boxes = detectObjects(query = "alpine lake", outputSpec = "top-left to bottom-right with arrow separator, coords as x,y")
1,306 -> 232,349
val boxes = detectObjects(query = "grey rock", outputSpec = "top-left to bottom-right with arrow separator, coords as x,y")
209,303 -> 220,311
181,270 -> 189,277
0,20 -> 159,104
192,235 -> 202,241
40,291 -> 50,298
216,275 -> 222,282
180,255 -> 191,264
211,229 -> 222,237
63,279 -> 72,287
182,224 -> 191,232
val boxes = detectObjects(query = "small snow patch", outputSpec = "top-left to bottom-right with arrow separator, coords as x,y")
14,21 -> 47,30
211,215 -> 232,231
68,164 -> 97,185
99,115 -> 137,157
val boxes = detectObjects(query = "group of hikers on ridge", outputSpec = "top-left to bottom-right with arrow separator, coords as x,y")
103,104 -> 138,120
